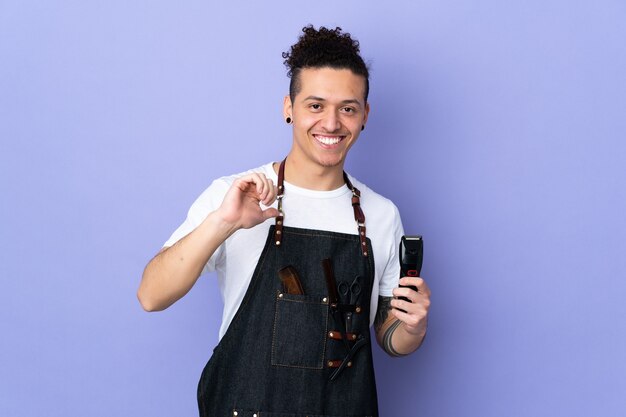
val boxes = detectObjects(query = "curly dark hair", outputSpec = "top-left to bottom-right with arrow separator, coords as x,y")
282,25 -> 369,102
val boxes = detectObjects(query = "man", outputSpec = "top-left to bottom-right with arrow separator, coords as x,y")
138,25 -> 431,416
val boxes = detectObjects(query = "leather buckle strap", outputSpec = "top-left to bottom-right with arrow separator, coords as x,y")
327,359 -> 354,368
274,159 -> 368,256
330,304 -> 362,313
274,159 -> 286,246
328,331 -> 358,341
343,172 -> 368,257
329,336 -> 368,381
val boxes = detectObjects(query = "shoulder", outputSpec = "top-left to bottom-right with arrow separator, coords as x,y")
346,174 -> 401,223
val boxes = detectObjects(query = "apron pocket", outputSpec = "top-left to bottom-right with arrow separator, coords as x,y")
271,292 -> 329,369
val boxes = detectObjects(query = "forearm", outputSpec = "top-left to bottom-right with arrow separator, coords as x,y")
375,294 -> 429,357
387,317 -> 427,356
139,172 -> 279,311
137,210 -> 236,311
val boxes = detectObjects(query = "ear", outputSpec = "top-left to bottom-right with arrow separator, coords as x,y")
363,101 -> 370,125
283,95 -> 293,119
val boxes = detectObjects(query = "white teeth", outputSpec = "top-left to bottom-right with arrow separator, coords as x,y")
316,136 -> 342,145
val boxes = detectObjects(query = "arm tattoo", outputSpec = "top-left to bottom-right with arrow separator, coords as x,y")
375,296 -> 406,357
383,320 -> 405,357
374,296 -> 392,332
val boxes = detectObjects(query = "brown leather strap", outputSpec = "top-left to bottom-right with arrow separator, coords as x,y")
328,331 -> 359,341
343,172 -> 368,257
273,159 -> 286,246
326,359 -> 353,368
274,158 -> 368,256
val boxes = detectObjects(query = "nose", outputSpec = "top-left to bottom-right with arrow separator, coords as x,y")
320,110 -> 341,132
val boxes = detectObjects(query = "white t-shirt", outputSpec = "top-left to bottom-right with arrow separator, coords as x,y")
164,163 -> 405,339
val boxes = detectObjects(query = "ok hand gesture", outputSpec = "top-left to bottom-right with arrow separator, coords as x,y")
216,173 -> 280,231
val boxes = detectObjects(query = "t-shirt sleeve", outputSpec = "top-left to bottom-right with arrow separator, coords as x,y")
162,179 -> 230,275
378,204 -> 405,297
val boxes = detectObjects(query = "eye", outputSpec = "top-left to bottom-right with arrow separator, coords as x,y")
309,103 -> 322,111
341,107 -> 356,114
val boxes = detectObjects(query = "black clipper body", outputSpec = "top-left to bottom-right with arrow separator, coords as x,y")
399,235 -> 423,302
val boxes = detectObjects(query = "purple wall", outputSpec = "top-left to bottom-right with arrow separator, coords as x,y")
1,1 -> 625,416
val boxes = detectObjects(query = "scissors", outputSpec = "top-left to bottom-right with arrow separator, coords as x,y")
338,275 -> 362,334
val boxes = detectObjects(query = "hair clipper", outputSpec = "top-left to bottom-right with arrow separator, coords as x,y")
399,235 -> 423,303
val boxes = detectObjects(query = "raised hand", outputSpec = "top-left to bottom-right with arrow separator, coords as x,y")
216,173 -> 280,231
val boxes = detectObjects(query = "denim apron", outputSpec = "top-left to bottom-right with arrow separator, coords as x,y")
198,160 -> 379,417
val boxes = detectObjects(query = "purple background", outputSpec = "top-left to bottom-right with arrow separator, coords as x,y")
1,1 -> 625,416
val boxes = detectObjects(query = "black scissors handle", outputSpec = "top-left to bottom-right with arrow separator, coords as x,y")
338,277 -> 361,306
340,275 -> 362,334
350,276 -> 361,304
338,281 -> 350,301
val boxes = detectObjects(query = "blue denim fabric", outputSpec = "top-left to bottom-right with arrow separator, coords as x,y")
198,226 -> 378,417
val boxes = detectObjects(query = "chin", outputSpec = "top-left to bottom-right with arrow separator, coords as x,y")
315,154 -> 344,168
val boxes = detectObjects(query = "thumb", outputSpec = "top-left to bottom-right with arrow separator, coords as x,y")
261,207 -> 280,220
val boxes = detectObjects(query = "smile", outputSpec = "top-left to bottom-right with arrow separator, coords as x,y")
313,134 -> 345,146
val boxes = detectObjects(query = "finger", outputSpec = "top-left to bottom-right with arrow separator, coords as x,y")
236,173 -> 262,194
390,297 -> 416,314
399,277 -> 430,296
253,173 -> 265,198
392,286 -> 417,302
261,207 -> 280,220
233,176 -> 251,192
391,309 -> 426,329
390,307 -> 421,328
262,180 -> 277,206
404,288 -> 431,310
415,280 -> 431,297
252,173 -> 264,196
243,174 -> 276,206
393,292 -> 431,313
399,276 -> 423,288
260,174 -> 272,202
393,295 -> 430,316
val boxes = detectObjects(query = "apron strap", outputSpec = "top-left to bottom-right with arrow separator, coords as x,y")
274,158 -> 368,257
274,159 -> 286,246
343,172 -> 368,257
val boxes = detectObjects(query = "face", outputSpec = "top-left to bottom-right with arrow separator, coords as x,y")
284,67 -> 369,171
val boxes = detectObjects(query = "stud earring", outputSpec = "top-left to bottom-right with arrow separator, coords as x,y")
285,117 -> 292,124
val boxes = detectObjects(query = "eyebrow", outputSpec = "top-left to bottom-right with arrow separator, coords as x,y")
302,96 -> 362,107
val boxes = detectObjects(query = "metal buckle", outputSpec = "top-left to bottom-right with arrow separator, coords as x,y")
277,194 -> 283,214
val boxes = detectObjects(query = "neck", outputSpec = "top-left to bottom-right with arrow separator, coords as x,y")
274,154 -> 346,191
